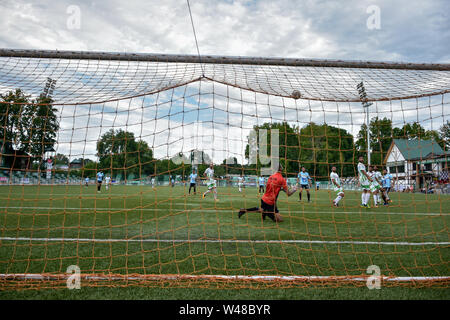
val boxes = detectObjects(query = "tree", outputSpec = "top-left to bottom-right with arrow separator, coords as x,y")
0,89 -> 59,161
0,89 -> 31,150
393,121 -> 445,149
439,121 -> 450,150
298,123 -> 355,178
23,94 -> 59,159
245,122 -> 299,176
97,129 -> 153,179
53,153 -> 69,165
245,122 -> 355,178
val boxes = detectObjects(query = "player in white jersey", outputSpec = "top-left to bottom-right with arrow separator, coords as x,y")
237,174 -> 244,192
330,166 -> 344,207
368,165 -> 386,208
151,177 -> 156,189
105,175 -> 111,190
202,163 -> 218,201
357,156 -> 373,208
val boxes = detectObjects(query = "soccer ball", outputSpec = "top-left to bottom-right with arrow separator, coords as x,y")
291,90 -> 302,99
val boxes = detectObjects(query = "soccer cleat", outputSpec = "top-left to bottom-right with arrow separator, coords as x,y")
202,193 -> 206,199
238,209 -> 246,219
333,201 -> 339,207
366,204 -> 371,208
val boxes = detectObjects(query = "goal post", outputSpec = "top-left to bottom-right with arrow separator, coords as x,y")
0,49 -> 449,290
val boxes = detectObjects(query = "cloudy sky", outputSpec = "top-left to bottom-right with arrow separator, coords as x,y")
1,0 -> 449,62
0,0 -> 449,164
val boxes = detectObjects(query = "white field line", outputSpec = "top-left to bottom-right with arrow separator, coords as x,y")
1,236 -> 449,246
0,273 -> 449,283
0,206 -> 448,216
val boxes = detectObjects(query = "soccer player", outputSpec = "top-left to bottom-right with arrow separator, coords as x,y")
96,171 -> 104,193
171,176 -> 175,187
330,166 -> 344,207
202,163 -> 218,201
238,164 -> 297,222
151,177 -> 156,189
382,169 -> 393,204
258,176 -> 265,193
357,156 -> 373,208
189,169 -> 198,194
297,167 -> 312,202
237,174 -> 244,192
105,175 -> 111,190
369,165 -> 385,207
84,177 -> 89,187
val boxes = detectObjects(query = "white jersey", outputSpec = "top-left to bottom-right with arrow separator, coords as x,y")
371,171 -> 382,186
358,163 -> 369,185
238,177 -> 244,184
330,172 -> 341,187
205,168 -> 214,181
105,176 -> 111,184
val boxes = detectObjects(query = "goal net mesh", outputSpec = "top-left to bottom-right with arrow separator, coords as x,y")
0,50 -> 449,290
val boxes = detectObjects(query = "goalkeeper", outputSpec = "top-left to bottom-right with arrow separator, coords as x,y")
238,164 -> 297,222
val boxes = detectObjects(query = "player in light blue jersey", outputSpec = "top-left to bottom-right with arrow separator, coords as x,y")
189,169 -> 198,195
96,171 -> 104,193
258,176 -> 265,193
297,167 -> 312,202
85,177 -> 89,187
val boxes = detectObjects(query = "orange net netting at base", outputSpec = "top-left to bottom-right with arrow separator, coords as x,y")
0,49 -> 449,290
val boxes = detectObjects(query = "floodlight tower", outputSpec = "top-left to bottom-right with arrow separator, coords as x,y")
357,81 -> 373,165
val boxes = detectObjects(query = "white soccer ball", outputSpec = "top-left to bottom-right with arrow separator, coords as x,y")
291,90 -> 302,99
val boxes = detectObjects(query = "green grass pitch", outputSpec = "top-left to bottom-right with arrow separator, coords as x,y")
0,183 -> 449,299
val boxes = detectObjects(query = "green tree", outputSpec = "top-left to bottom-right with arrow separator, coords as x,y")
298,123 -> 355,179
393,121 -> 445,149
440,120 -> 450,150
0,89 -> 31,150
97,129 -> 153,179
0,89 -> 59,161
22,94 -> 59,159
245,122 -> 355,179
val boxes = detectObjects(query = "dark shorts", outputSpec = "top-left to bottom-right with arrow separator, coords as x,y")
97,180 -> 102,184
385,187 -> 391,193
300,184 -> 309,190
261,199 -> 278,221
190,183 -> 196,187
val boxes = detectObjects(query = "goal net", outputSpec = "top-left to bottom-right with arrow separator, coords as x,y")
0,49 -> 449,290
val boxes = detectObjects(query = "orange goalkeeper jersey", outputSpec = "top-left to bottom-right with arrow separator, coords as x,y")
261,172 -> 288,206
